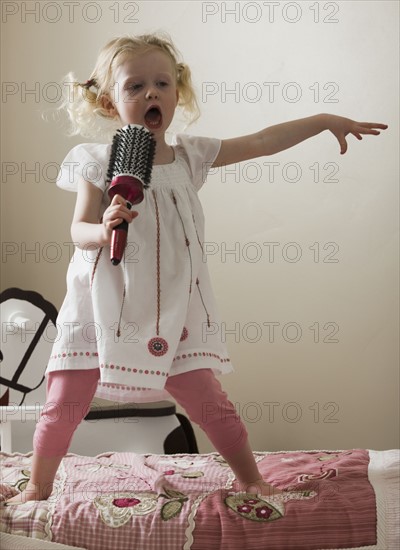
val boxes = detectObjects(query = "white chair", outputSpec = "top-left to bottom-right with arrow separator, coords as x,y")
1,288 -> 54,452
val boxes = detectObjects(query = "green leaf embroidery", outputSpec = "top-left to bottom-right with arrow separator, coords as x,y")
13,470 -> 31,492
317,455 -> 338,461
214,457 -> 229,466
16,479 -> 29,492
181,471 -> 204,479
161,500 -> 183,521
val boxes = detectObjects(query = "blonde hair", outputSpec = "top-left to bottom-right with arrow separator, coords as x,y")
50,32 -> 200,140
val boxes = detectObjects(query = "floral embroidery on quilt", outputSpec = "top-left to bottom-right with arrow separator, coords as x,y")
11,469 -> 31,493
94,486 -> 189,527
317,454 -> 340,461
213,456 -> 230,467
180,471 -> 204,479
224,494 -> 284,522
159,487 -> 189,521
291,451 -> 350,483
157,457 -> 208,470
94,492 -> 158,527
225,489 -> 317,522
0,468 -> 31,502
164,469 -> 204,479
157,457 -> 207,478
316,451 -> 352,461
298,468 -> 337,482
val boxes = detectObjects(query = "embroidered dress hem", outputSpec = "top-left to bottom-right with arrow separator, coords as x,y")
95,361 -> 233,404
47,347 -> 234,403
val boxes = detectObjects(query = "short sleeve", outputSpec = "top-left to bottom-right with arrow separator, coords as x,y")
56,143 -> 111,193
171,134 -> 221,191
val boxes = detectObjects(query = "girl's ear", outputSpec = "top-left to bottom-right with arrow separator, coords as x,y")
175,89 -> 179,105
100,94 -> 118,117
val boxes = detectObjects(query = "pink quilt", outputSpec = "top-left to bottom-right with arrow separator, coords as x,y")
0,449 -> 388,549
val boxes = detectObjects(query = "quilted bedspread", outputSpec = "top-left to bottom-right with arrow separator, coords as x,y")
0,449 -> 398,550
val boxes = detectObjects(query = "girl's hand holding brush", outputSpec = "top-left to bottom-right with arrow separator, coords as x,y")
101,194 -> 139,245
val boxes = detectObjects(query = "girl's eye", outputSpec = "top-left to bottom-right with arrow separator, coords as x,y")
158,81 -> 169,87
127,83 -> 142,92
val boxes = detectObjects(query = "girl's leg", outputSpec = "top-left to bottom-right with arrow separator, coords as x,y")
6,368 -> 100,505
165,368 -> 282,497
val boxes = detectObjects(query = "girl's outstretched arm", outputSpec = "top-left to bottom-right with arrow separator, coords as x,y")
212,114 -> 388,168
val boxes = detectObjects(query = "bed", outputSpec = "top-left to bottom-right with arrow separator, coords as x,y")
0,448 -> 398,550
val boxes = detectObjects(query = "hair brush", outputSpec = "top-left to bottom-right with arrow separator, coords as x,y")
106,124 -> 156,265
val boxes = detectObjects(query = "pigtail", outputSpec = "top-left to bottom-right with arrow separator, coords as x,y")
45,71 -> 120,140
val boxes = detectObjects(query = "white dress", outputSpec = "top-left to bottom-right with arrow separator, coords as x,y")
46,134 -> 234,403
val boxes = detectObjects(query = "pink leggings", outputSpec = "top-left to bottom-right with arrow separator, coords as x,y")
33,368 -> 248,459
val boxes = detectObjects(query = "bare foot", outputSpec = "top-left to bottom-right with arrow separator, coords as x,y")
4,482 -> 52,506
238,478 -> 284,499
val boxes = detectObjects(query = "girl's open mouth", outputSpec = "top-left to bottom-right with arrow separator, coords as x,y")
144,106 -> 162,130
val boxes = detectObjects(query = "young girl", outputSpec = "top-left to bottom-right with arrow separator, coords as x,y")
5,32 -> 387,506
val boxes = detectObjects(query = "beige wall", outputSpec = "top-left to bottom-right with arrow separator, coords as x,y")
1,1 -> 399,452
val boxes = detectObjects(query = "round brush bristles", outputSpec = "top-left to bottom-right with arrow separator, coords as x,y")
107,124 -> 156,189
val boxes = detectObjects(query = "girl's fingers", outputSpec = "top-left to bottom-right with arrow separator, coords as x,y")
110,194 -> 131,213
110,194 -> 132,213
110,193 -> 125,205
331,119 -> 387,155
358,128 -> 381,135
104,210 -> 138,228
357,123 -> 388,134
113,207 -> 134,219
358,123 -> 388,128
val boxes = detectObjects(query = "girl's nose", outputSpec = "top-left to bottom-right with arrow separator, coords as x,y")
145,87 -> 158,99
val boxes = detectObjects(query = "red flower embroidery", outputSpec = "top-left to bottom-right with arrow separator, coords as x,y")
244,498 -> 260,504
237,504 -> 253,513
255,506 -> 273,519
113,498 -> 141,508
